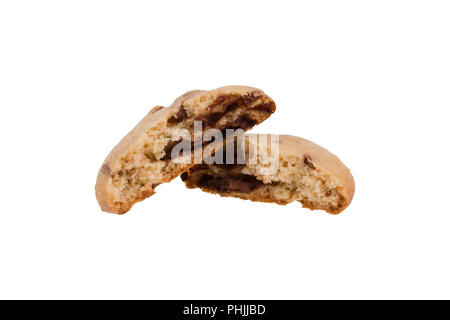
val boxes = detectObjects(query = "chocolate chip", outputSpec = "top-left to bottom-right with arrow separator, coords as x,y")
304,155 -> 316,169
241,92 -> 261,104
167,105 -> 188,125
101,164 -> 112,176
177,105 -> 188,119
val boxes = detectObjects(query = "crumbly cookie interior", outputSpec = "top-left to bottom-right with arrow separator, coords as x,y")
183,154 -> 347,214
102,92 -> 275,213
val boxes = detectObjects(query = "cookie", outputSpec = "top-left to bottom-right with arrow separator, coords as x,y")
181,134 -> 354,214
95,86 -> 276,214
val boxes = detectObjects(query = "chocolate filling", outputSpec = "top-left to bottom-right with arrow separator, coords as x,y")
197,174 -> 266,193
180,171 -> 189,181
224,100 -> 241,113
162,95 -> 275,161
252,102 -> 276,113
208,94 -> 237,110
212,163 -> 245,172
228,115 -> 257,130
194,94 -> 274,130
195,112 -> 224,127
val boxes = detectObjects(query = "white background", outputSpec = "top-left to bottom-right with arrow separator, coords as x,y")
0,0 -> 449,299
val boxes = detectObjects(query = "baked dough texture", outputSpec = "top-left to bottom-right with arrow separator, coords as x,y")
181,134 -> 355,214
95,86 -> 276,214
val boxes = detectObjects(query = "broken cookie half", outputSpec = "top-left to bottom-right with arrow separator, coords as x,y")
96,86 -> 276,214
181,134 -> 355,214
